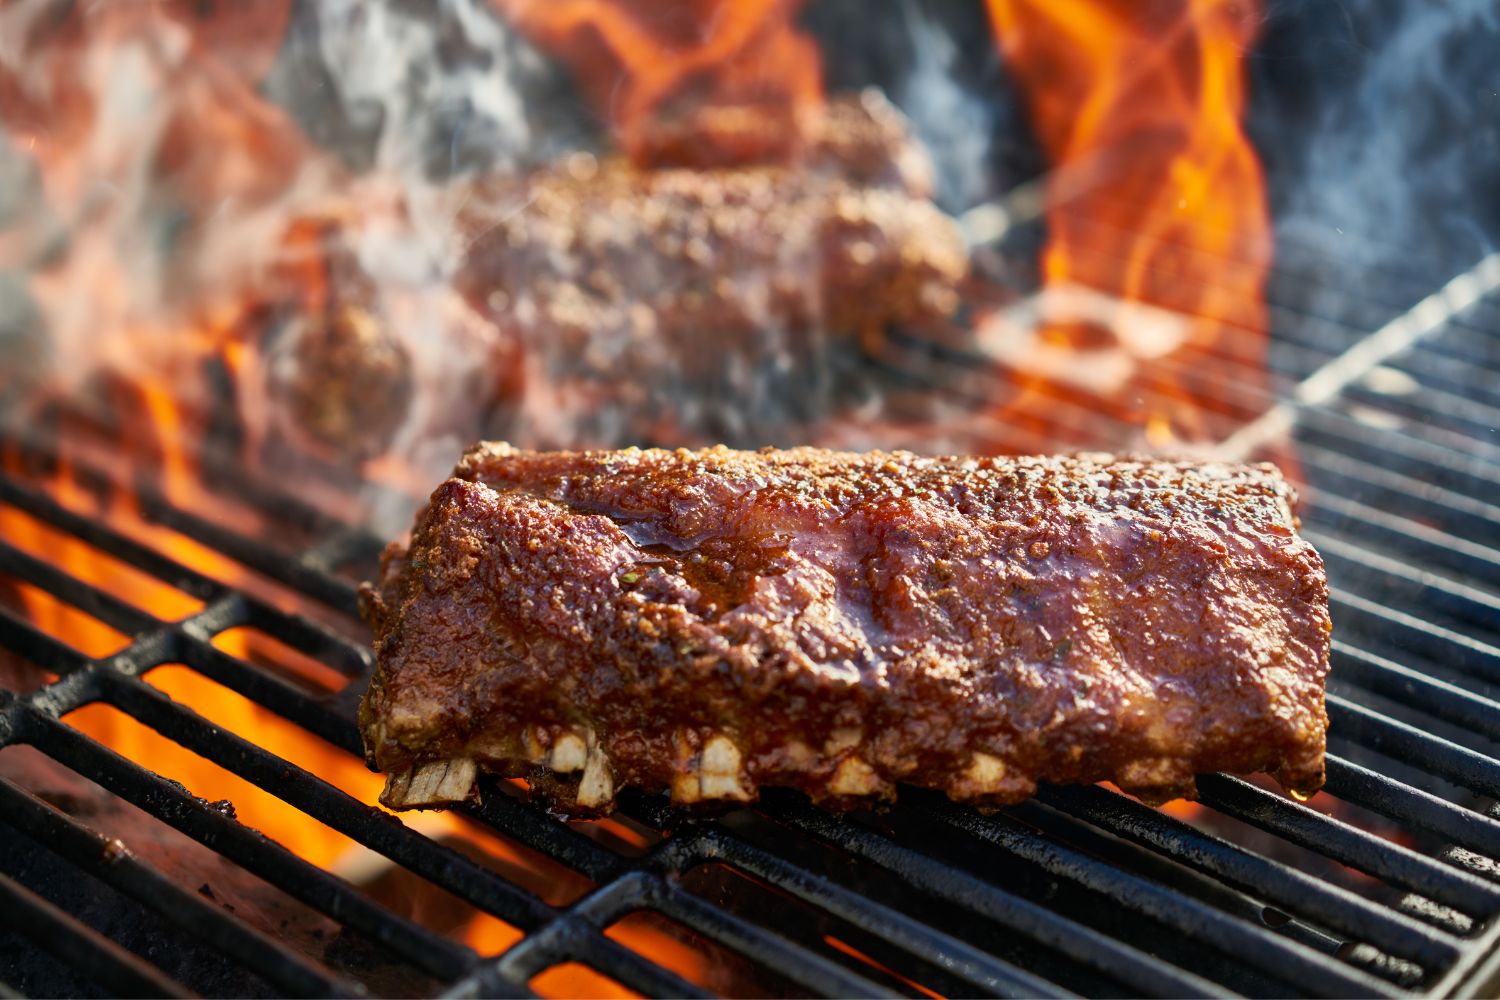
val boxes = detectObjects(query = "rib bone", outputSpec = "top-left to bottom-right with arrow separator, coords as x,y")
829,757 -> 880,796
381,758 -> 477,809
577,733 -> 614,807
671,729 -> 702,804
699,735 -> 752,801
965,752 -> 1007,793
550,732 -> 588,773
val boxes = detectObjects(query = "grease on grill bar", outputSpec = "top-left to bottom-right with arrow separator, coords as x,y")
5,252 -> 1500,996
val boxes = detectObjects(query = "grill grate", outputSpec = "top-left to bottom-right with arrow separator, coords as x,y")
4,247 -> 1500,996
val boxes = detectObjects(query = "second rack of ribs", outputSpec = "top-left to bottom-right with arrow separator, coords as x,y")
359,444 -> 1330,814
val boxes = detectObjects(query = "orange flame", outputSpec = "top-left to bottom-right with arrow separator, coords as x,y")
0,387 -> 719,992
0,1 -> 302,219
2,2 -> 1284,987
492,0 -> 823,166
983,0 -> 1272,445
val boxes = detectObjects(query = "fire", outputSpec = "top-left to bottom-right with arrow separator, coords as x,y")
0,0 -> 1286,987
0,390 -> 713,992
983,0 -> 1272,446
491,0 -> 823,167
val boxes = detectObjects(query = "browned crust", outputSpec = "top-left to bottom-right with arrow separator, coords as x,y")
359,444 -> 1330,815
452,92 -> 967,383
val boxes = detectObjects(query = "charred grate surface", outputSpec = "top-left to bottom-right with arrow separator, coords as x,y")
3,258 -> 1500,996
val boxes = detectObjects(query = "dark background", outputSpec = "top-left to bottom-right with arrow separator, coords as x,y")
806,0 -> 1500,305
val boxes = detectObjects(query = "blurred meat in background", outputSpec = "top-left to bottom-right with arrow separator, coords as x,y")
0,0 -> 1495,530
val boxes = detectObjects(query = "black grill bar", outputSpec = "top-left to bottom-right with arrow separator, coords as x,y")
454,877 -> 706,999
1327,695 -> 1500,800
460,779 -> 624,883
1320,530 -> 1500,626
925,796 -> 1401,997
0,474 -> 224,604
1322,757 -> 1500,860
1310,506 -> 1500,595
1193,774 -> 1500,917
94,672 -> 557,930
1038,785 -> 1466,971
0,540 -> 158,635
0,777 -> 349,998
1330,591 -> 1500,685
1331,643 -> 1500,742
738,791 -> 1230,998
134,490 -> 365,616
1296,443 -> 1500,544
651,878 -> 903,999
684,826 -> 1069,999
0,868 -> 193,999
2,696 -> 479,985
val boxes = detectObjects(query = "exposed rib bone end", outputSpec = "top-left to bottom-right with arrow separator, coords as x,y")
966,752 -> 1007,793
946,751 -> 1034,803
381,758 -> 478,810
699,735 -> 753,801
828,757 -> 881,796
577,732 -> 614,808
670,731 -> 753,805
550,732 -> 588,773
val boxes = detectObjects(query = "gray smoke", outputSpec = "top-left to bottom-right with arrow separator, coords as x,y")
1265,1 -> 1500,288
264,0 -> 595,180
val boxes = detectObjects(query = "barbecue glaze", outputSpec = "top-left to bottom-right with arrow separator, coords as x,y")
359,444 -> 1331,814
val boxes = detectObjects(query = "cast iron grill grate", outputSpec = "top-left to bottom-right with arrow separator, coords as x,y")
4,246 -> 1500,996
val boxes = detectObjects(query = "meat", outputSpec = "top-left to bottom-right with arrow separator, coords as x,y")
452,90 -> 968,447
358,444 -> 1331,815
236,91 -> 967,463
228,201 -> 524,474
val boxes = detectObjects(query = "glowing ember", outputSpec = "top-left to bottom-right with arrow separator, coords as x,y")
983,0 -> 1273,446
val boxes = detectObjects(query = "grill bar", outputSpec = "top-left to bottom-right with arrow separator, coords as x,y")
1323,756 -> 1500,860
0,777 -> 350,998
1327,695 -> 1500,800
0,868 -> 193,999
742,791 -> 1229,997
0,540 -> 159,634
925,796 -> 1397,997
686,826 -> 1069,998
1314,536 -> 1500,629
459,895 -> 705,1000
2,697 -> 480,984
652,879 -> 903,999
1330,591 -> 1500,685
1331,644 -> 1500,743
1038,785 -> 1465,970
1193,774 -> 1500,916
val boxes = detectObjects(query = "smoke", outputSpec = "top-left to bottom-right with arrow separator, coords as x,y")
265,0 -> 594,181
801,0 -> 1031,216
1252,1 -> 1500,295
0,0 -> 584,506
0,0 -> 986,528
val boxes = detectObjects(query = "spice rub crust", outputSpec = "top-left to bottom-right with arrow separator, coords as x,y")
359,444 -> 1331,814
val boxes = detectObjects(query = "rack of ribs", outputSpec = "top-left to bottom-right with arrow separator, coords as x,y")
450,90 -> 969,447
359,444 -> 1330,815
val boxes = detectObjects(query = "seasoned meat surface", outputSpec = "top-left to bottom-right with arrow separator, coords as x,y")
359,444 -> 1330,814
452,91 -> 967,448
